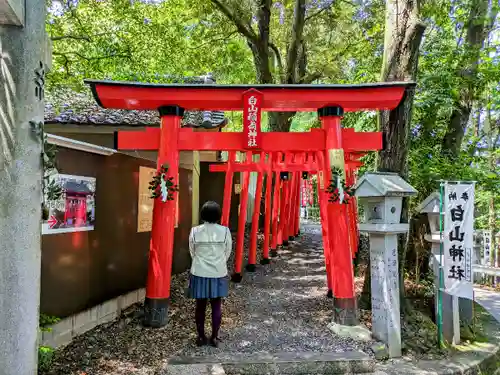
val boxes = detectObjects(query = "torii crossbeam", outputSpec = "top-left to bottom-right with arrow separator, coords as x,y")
85,79 -> 414,328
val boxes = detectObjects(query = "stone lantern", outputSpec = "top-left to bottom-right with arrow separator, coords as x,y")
355,172 -> 418,358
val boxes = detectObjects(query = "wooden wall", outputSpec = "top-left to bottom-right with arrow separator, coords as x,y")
41,147 -> 192,318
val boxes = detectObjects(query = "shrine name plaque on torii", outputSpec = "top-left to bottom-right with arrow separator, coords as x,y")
85,79 -> 414,328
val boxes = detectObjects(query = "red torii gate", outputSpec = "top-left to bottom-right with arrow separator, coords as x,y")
85,80 -> 412,328
207,146 -> 368,293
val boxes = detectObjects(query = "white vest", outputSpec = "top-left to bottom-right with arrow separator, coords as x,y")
189,223 -> 232,278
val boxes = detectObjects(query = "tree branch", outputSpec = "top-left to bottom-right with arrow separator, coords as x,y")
304,0 -> 356,22
297,40 -> 357,83
188,31 -> 238,50
297,72 -> 322,84
51,32 -> 113,42
210,0 -> 257,43
53,51 -> 131,62
286,0 -> 307,83
269,42 -> 284,81
51,35 -> 91,42
257,0 -> 272,43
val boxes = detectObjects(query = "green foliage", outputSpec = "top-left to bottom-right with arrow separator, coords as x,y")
325,167 -> 355,204
45,0 -> 499,231
407,0 -> 500,230
408,141 -> 499,229
38,314 -> 59,371
38,346 -> 55,372
149,163 -> 179,200
39,313 -> 60,332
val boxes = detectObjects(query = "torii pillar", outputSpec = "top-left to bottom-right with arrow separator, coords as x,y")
144,106 -> 183,327
319,106 -> 357,325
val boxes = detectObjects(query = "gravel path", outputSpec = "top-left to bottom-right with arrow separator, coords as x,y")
42,223 -> 372,375
178,223 -> 373,361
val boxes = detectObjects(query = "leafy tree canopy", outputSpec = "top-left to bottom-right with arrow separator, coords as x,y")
46,0 -> 499,231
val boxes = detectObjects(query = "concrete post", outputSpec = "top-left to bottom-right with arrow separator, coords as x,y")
0,2 -> 47,374
355,172 -> 418,358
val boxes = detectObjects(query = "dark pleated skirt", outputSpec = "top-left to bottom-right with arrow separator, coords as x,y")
188,274 -> 229,299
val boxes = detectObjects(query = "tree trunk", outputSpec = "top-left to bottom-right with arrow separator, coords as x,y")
212,0 -> 310,133
441,0 -> 490,157
361,0 -> 426,308
268,111 -> 296,132
248,40 -> 273,84
485,105 -> 498,279
0,2 -> 47,373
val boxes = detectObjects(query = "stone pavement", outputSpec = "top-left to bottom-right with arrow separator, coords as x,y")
474,287 -> 500,322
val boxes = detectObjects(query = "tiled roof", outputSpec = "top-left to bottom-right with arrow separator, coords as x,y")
44,74 -> 227,128
44,88 -> 160,126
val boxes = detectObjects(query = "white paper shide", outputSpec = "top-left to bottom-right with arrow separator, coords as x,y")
443,183 -> 475,299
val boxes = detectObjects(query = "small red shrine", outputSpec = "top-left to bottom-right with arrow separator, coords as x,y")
63,180 -> 92,226
86,79 -> 413,328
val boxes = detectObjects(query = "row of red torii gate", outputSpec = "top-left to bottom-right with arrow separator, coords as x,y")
86,80 -> 413,328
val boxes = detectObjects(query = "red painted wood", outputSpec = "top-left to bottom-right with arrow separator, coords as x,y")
243,90 -> 263,149
262,153 -> 273,260
221,151 -> 236,227
330,205 -> 356,298
316,150 -> 333,292
234,152 -> 252,275
279,153 -> 293,244
345,165 -> 360,257
347,201 -> 358,257
289,168 -> 300,238
283,171 -> 295,241
86,78 -> 404,309
321,115 -> 355,300
277,179 -> 286,246
294,175 -> 301,236
117,128 -> 382,153
248,152 -> 265,266
146,114 -> 181,300
270,162 -> 281,251
308,178 -> 314,206
209,162 -> 320,173
88,81 -> 408,112
118,127 -> 160,150
178,131 -> 325,152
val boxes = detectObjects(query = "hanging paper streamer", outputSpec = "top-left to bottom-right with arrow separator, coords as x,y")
160,173 -> 168,202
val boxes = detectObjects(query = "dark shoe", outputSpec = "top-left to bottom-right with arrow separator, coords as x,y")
209,337 -> 220,348
196,336 -> 208,347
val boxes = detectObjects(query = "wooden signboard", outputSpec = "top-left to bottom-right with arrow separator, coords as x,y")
137,167 -> 180,232
137,166 -> 156,232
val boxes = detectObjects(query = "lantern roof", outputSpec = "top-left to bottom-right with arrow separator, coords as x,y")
417,192 -> 441,213
355,172 -> 418,198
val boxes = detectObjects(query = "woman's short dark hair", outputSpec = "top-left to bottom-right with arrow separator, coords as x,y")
200,201 -> 222,224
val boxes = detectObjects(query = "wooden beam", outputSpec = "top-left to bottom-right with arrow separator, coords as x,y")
117,128 -> 382,153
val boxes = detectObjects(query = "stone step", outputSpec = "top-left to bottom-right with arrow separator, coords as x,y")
163,364 -> 225,375
166,350 -> 375,375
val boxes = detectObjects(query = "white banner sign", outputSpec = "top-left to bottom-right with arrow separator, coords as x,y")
483,230 -> 492,266
443,183 -> 475,299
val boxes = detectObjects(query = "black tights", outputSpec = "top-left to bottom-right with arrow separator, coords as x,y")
195,298 -> 222,340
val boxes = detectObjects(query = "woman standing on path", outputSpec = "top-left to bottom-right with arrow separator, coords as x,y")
188,201 -> 232,347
